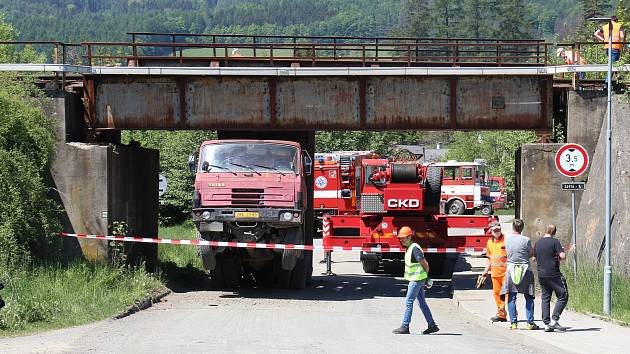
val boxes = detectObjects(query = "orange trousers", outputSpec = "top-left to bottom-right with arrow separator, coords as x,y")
491,276 -> 507,319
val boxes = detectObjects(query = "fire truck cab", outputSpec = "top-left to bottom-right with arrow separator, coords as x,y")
313,151 -> 376,237
488,176 -> 508,210
436,159 -> 494,216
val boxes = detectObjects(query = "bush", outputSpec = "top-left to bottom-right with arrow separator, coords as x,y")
0,76 -> 61,269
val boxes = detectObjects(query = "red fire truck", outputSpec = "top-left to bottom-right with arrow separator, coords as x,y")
322,159 -> 491,275
436,159 -> 494,216
313,151 -> 376,237
488,176 -> 508,210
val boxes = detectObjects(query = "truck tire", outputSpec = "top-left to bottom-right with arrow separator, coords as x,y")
447,200 -> 466,215
424,166 -> 442,207
290,255 -> 308,289
480,205 -> 493,216
197,231 -> 216,271
210,256 -> 241,289
426,254 -> 446,277
362,259 -> 379,274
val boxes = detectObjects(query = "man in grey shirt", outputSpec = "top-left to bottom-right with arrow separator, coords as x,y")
501,219 -> 539,330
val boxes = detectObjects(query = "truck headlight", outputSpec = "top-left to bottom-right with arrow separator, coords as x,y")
282,212 -> 293,221
202,211 -> 211,220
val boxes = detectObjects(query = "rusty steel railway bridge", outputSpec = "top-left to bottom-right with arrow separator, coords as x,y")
1,33 -> 567,134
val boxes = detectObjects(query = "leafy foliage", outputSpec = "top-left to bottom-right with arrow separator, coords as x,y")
445,131 -> 539,201
0,19 -> 60,269
121,130 -> 217,225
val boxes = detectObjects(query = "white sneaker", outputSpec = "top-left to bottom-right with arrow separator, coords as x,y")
544,324 -> 554,332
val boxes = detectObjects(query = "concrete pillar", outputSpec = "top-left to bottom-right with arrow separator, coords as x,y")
516,144 -> 573,246
575,96 -> 630,274
567,90 -> 607,157
44,91 -> 159,269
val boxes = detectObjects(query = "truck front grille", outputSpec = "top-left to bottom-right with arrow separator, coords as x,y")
361,193 -> 385,213
231,188 -> 264,206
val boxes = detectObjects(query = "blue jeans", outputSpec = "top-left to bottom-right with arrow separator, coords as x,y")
507,292 -> 535,324
402,280 -> 435,327
610,49 -> 621,63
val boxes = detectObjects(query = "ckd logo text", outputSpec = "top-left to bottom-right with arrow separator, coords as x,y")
387,199 -> 420,208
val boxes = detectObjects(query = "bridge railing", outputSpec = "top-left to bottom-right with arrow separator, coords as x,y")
77,33 -> 549,67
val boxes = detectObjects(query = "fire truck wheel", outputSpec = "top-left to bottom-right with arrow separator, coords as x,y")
197,231 -> 216,271
424,166 -> 443,207
362,259 -> 379,274
426,254 -> 446,277
480,205 -> 493,216
210,256 -> 241,289
447,200 -> 466,215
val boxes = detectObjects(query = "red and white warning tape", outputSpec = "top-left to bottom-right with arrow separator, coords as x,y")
59,233 -> 486,254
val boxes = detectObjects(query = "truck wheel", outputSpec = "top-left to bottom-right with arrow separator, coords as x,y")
362,259 -> 379,274
210,256 -> 241,289
480,205 -> 493,216
424,166 -> 443,207
447,200 -> 466,215
290,255 -> 308,289
426,254 -> 446,277
197,231 -> 216,271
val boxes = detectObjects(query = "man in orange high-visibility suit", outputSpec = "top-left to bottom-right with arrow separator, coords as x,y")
482,221 -> 508,322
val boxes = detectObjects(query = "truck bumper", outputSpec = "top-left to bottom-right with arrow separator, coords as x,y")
192,207 -> 302,225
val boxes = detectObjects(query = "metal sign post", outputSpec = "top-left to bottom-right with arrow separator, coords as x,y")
555,143 -> 589,282
570,177 -> 577,281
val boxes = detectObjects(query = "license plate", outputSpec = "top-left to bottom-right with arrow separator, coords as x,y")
234,212 -> 259,218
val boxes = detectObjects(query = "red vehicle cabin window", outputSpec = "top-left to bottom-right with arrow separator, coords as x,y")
443,166 -> 458,180
461,167 -> 473,180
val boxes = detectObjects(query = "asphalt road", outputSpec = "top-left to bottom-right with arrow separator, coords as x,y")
0,244 -> 536,354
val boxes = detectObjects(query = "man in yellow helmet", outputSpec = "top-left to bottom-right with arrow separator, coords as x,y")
594,16 -> 625,63
392,226 -> 440,335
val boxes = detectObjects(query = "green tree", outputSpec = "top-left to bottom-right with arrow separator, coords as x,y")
0,18 -> 61,269
445,131 -> 538,201
122,130 -> 217,225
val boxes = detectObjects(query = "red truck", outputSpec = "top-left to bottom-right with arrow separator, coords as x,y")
189,140 -> 312,289
488,176 -> 508,210
322,159 -> 491,275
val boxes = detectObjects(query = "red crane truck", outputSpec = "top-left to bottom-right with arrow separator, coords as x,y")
189,140 -> 313,289
322,159 -> 491,275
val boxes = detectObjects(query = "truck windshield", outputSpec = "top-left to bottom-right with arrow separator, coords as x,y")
200,143 -> 298,174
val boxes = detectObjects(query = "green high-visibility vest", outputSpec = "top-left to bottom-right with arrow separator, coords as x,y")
404,243 -> 428,281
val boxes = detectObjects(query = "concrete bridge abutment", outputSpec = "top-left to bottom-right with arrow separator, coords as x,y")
43,91 -> 159,269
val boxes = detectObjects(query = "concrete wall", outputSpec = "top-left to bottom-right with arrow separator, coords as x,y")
567,90 -> 607,158
108,145 -> 159,268
45,92 -> 159,267
575,96 -> 630,274
517,144 -> 573,246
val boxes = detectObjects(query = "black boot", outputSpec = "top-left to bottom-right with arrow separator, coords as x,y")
422,325 -> 440,334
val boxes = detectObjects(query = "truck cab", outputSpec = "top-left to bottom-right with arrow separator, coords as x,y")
435,159 -> 493,215
189,140 -> 312,289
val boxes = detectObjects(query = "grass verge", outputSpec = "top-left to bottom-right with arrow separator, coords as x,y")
157,223 -> 207,290
0,262 -> 162,337
563,261 -> 630,324
159,222 -> 201,269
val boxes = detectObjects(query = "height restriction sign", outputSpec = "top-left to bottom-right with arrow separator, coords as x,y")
555,143 -> 589,178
